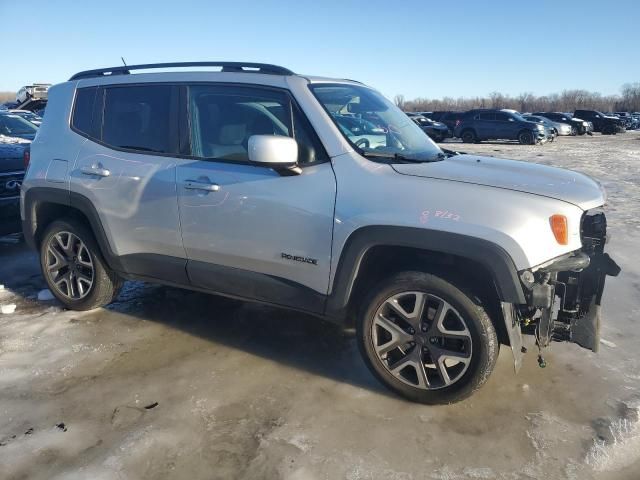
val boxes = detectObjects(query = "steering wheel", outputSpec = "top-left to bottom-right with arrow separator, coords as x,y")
355,138 -> 370,149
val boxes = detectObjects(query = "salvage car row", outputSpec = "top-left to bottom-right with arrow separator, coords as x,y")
406,108 -> 639,144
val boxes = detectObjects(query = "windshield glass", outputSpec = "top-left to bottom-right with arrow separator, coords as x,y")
310,84 -> 442,161
0,114 -> 38,135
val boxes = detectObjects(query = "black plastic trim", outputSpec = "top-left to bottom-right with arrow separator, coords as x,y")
188,260 -> 325,314
325,226 -> 526,318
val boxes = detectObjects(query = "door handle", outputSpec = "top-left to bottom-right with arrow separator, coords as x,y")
184,180 -> 220,192
80,165 -> 111,177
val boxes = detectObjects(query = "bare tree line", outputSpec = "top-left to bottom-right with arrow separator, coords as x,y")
0,92 -> 17,103
396,82 -> 640,113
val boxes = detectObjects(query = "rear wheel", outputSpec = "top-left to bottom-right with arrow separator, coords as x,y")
39,219 -> 122,310
518,130 -> 534,145
461,130 -> 476,143
357,271 -> 499,404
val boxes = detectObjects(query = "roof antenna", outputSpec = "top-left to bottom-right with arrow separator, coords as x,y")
121,57 -> 127,66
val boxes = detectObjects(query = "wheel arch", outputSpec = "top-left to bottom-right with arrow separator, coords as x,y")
22,187 -> 120,271
325,226 -> 526,343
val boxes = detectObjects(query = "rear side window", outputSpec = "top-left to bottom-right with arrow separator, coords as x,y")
71,87 -> 98,137
102,85 -> 173,154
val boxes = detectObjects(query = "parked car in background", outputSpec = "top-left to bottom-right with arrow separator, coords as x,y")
523,114 -> 572,136
406,113 -> 451,142
0,143 -> 28,235
454,109 -> 546,144
614,112 -> 633,129
573,110 -> 624,134
15,84 -> 51,104
532,112 -> 593,135
0,112 -> 39,141
9,109 -> 43,126
427,111 -> 466,133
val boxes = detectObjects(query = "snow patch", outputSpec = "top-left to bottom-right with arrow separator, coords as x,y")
1,304 -> 16,314
585,398 -> 640,472
37,289 -> 55,301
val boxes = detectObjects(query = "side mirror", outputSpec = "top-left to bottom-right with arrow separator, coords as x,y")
248,135 -> 299,173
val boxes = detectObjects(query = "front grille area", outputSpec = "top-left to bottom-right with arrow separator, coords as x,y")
581,210 -> 607,254
0,173 -> 24,199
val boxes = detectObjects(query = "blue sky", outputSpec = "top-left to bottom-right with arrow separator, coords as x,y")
2,0 -> 638,99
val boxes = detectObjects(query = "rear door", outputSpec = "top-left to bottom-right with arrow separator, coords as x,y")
176,84 -> 336,313
70,84 -> 187,282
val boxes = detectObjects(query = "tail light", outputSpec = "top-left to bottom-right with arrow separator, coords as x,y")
23,147 -> 31,169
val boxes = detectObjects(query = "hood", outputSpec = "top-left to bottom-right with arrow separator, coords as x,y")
392,154 -> 605,210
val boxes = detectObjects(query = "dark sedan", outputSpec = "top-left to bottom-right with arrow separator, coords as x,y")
0,112 -> 38,141
406,113 -> 451,142
0,143 -> 28,235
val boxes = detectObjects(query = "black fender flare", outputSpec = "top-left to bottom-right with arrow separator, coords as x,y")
22,187 -> 123,272
324,226 -> 526,318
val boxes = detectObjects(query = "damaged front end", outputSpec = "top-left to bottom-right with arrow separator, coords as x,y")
504,209 -> 621,371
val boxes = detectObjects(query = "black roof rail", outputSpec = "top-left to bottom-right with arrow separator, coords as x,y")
69,62 -> 295,81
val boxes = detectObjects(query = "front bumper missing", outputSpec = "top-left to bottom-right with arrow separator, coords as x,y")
505,210 -> 620,372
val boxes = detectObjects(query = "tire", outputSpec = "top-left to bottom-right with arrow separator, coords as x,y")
461,130 -> 476,143
357,271 -> 499,404
39,219 -> 122,310
570,126 -> 578,136
518,130 -> 534,145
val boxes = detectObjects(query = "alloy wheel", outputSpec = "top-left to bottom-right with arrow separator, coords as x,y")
45,231 -> 94,300
371,291 -> 472,390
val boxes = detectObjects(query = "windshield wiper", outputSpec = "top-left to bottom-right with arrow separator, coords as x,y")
358,148 -> 448,163
118,145 -> 162,153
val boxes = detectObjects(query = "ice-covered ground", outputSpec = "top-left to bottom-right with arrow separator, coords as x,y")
0,133 -> 639,479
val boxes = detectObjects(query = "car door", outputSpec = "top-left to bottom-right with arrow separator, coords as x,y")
494,112 -> 518,139
70,84 -> 188,282
476,112 -> 495,139
176,84 -> 336,314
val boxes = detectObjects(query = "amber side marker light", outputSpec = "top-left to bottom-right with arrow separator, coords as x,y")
550,214 -> 568,245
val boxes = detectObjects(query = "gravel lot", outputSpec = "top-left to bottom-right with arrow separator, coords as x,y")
1,133 -> 639,480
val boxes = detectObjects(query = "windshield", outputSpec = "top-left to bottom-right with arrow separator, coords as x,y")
310,84 -> 442,162
0,114 -> 38,135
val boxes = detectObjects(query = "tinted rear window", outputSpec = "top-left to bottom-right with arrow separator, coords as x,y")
102,85 -> 173,154
71,87 -> 98,136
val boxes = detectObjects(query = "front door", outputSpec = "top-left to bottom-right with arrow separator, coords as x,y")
176,84 -> 336,313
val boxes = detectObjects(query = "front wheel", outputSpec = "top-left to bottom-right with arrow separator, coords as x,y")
39,219 -> 122,310
357,272 -> 499,404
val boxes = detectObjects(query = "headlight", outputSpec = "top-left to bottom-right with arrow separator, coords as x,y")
536,124 -> 545,131
583,121 -> 589,126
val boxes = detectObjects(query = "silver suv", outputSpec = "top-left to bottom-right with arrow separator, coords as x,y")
20,62 -> 620,404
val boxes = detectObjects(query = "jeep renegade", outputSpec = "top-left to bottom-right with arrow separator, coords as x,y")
21,62 -> 620,404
